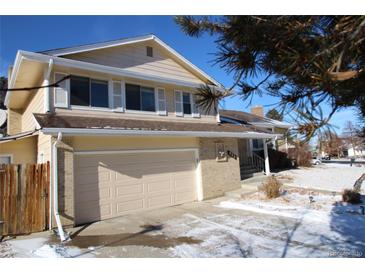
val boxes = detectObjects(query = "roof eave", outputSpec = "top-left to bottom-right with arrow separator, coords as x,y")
40,127 -> 280,139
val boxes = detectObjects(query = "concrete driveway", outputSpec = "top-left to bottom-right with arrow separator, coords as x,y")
3,197 -> 247,258
2,190 -> 364,258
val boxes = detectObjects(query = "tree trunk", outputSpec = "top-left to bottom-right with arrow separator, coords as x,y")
353,173 -> 365,193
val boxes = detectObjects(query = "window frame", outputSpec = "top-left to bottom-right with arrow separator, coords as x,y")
252,139 -> 264,151
182,92 -> 192,116
0,154 -> 13,165
69,74 -> 110,109
90,78 -> 109,108
125,82 -> 157,113
146,46 -> 153,57
174,90 -> 200,118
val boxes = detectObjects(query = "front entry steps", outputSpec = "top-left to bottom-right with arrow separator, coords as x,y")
240,165 -> 264,180
225,174 -> 268,199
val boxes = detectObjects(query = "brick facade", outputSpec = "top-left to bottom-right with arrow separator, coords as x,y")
199,137 -> 241,199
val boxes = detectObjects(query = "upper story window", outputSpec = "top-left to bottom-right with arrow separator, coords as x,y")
146,46 -> 153,57
126,84 -> 155,112
182,92 -> 192,115
175,90 -> 200,118
70,76 -> 109,108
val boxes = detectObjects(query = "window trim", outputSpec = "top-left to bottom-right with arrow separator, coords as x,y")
0,154 -> 13,164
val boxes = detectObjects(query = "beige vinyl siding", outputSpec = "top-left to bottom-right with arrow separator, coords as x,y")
64,41 -> 206,85
0,136 -> 37,164
7,109 -> 22,135
22,86 -> 45,132
37,132 -> 52,163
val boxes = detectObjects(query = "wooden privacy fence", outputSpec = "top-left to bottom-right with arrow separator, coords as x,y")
0,162 -> 50,236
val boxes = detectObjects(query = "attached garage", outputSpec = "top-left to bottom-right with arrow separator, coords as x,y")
74,149 -> 199,225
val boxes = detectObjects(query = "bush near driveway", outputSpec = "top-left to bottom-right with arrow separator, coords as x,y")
342,189 -> 362,204
259,176 -> 283,199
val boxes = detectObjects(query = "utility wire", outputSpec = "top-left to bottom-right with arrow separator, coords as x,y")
0,75 -> 70,92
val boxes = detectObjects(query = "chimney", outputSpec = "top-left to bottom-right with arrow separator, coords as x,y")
251,105 -> 264,117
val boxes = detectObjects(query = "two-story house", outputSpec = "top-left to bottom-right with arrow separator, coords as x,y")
0,35 -> 278,231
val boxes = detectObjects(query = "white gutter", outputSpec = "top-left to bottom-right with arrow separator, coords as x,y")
44,59 -> 54,113
41,127 -> 281,139
52,132 -> 67,242
251,122 -> 293,129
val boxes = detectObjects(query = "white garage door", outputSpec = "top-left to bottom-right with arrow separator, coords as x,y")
74,150 -> 198,224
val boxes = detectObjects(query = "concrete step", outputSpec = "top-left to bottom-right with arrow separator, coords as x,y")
241,174 -> 267,187
225,184 -> 258,198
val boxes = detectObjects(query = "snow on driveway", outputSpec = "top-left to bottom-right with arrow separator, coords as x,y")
163,189 -> 365,258
278,163 -> 365,192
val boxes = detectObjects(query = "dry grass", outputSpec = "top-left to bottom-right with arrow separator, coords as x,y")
342,189 -> 362,204
259,176 -> 283,199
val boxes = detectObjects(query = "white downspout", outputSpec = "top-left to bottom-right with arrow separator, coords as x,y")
263,139 -> 271,176
44,59 -> 54,113
52,132 -> 67,241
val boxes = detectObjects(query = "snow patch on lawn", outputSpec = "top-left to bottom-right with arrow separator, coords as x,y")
279,163 -> 365,192
218,201 -> 331,223
166,189 -> 365,258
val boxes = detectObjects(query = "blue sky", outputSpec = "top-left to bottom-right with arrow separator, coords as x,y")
0,15 -> 357,132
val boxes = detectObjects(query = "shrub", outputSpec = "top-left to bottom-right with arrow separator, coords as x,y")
259,176 -> 282,199
342,189 -> 362,204
256,149 -> 293,170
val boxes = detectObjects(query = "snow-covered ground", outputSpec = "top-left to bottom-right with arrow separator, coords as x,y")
1,163 -> 364,258
277,163 -> 365,192
2,189 -> 365,258
162,189 -> 365,257
3,236 -> 94,258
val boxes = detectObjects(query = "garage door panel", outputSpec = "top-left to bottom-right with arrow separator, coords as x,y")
75,150 -> 197,225
115,184 -> 144,196
116,199 -> 144,214
147,194 -> 173,208
146,180 -> 171,193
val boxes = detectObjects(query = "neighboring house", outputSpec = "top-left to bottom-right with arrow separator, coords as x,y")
343,144 -> 365,158
0,35 -> 278,228
220,107 -> 292,178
